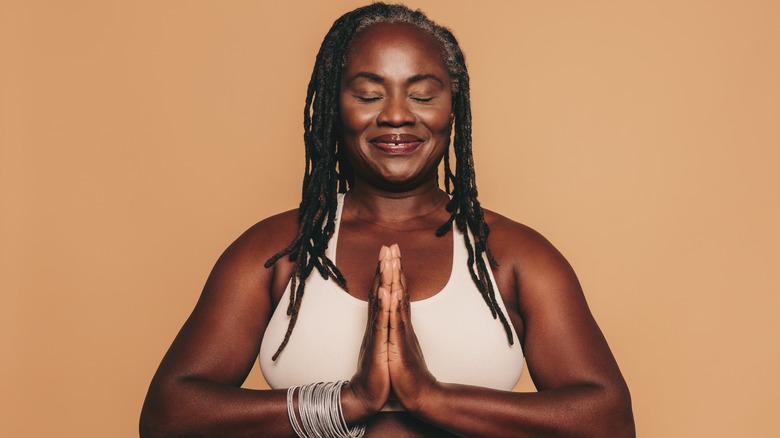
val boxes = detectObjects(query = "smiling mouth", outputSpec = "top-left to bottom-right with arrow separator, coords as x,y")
369,134 -> 424,154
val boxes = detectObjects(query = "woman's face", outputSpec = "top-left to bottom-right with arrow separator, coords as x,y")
339,22 -> 453,191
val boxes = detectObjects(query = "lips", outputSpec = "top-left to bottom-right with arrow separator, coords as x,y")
369,133 -> 425,154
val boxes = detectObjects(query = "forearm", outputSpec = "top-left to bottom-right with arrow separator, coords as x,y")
140,378 -> 370,438
414,382 -> 635,438
140,377 -> 291,438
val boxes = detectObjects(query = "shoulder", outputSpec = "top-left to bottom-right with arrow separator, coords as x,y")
206,208 -> 300,285
483,208 -> 562,261
229,209 -> 299,255
482,208 -> 579,293
235,208 -> 300,256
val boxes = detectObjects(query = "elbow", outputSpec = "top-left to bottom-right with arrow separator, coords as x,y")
139,399 -> 172,438
597,383 -> 635,438
139,383 -> 186,438
138,407 -> 159,438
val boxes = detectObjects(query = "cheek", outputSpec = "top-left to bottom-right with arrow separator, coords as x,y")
339,100 -> 375,136
421,106 -> 454,135
422,94 -> 453,132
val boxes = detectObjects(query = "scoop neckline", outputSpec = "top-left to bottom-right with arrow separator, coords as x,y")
328,193 -> 456,308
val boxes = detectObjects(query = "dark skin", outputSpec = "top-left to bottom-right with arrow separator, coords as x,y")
140,23 -> 634,437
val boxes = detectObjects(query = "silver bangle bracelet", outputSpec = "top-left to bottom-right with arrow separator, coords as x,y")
287,385 -> 306,437
286,381 -> 366,438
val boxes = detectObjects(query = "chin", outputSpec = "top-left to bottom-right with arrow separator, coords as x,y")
378,166 -> 424,184
378,171 -> 435,192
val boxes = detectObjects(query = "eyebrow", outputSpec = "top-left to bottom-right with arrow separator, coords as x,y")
347,72 -> 444,86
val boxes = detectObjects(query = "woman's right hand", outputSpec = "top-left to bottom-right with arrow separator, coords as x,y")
347,245 -> 393,419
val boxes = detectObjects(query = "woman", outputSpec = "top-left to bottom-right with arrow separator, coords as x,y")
140,3 -> 634,437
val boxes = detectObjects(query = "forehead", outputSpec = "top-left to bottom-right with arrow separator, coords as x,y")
343,22 -> 449,75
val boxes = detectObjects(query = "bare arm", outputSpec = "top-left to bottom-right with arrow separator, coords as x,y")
138,212 -> 376,437
387,221 -> 635,437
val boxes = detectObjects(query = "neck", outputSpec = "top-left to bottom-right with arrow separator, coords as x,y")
346,179 -> 449,223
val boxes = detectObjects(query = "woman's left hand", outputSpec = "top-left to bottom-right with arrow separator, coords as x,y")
385,244 -> 438,412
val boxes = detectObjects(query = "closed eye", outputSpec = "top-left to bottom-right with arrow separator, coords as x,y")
354,94 -> 382,103
411,96 -> 434,103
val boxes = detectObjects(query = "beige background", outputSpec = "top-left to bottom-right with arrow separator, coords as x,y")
2,0 -> 778,436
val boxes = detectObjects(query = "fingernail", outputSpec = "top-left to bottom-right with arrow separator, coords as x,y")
390,244 -> 398,258
395,244 -> 401,258
379,246 -> 388,261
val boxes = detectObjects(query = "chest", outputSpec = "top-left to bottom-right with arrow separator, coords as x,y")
268,220 -> 525,343
334,221 -> 453,301
260,232 -> 525,391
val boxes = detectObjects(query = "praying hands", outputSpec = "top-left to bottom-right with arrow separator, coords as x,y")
347,244 -> 437,419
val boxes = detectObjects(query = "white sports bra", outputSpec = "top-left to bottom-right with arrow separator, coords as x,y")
259,194 -> 523,406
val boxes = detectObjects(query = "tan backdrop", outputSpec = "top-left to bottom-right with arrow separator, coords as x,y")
2,0 -> 778,436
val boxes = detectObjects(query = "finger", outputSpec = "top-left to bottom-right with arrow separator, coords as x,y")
390,243 -> 400,258
391,257 -> 403,295
389,287 -> 404,337
378,245 -> 389,279
399,260 -> 407,293
372,286 -> 391,350
389,260 -> 406,338
380,246 -> 393,288
369,246 -> 388,307
369,267 -> 381,307
392,256 -> 409,308
399,267 -> 410,317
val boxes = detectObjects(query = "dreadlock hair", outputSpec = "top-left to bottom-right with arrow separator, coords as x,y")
264,2 -> 514,361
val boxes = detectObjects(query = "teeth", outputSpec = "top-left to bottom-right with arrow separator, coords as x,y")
375,141 -> 418,147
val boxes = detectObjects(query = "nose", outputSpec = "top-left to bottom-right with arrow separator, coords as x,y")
376,95 -> 415,126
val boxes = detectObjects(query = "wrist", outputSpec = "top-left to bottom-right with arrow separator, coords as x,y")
288,381 -> 367,437
406,379 -> 444,416
341,381 -> 378,423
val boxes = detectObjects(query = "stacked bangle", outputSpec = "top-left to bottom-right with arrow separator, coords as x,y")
286,380 -> 366,438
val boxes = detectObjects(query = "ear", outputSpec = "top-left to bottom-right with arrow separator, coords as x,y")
449,112 -> 455,123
